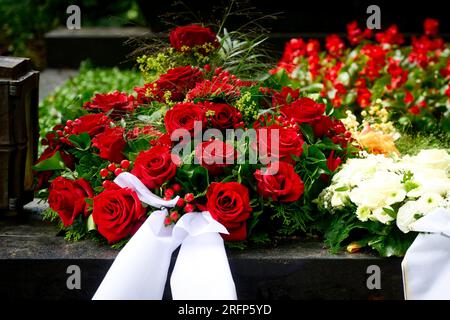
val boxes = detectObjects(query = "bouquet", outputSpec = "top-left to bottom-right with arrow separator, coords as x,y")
34,24 -> 352,248
272,18 -> 450,135
317,149 -> 450,257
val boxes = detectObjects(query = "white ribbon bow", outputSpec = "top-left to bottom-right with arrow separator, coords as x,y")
402,207 -> 450,300
92,172 -> 237,300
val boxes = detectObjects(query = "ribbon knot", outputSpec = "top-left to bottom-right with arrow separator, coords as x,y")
93,172 -> 236,300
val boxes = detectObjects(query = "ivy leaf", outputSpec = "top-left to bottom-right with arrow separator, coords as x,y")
68,132 -> 91,151
32,151 -> 66,171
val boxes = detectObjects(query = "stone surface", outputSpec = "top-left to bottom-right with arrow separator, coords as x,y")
0,202 -> 404,300
39,69 -> 78,102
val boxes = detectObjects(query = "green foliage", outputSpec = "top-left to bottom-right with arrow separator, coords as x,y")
39,62 -> 143,139
395,131 -> 450,156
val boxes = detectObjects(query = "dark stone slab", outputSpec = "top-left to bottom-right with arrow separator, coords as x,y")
45,27 -> 150,69
0,202 -> 403,300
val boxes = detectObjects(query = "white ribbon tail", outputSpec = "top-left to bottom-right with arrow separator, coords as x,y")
170,212 -> 237,300
402,208 -> 450,300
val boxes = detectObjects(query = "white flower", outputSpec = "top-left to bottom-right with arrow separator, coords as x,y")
371,207 -> 395,224
356,206 -> 371,222
396,200 -> 433,233
349,170 -> 405,210
411,149 -> 450,171
417,193 -> 445,208
331,191 -> 348,208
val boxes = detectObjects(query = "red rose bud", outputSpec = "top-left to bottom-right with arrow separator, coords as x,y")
170,211 -> 179,222
100,168 -> 109,178
184,203 -> 195,213
184,193 -> 194,203
164,188 -> 175,198
107,163 -> 116,172
120,159 -> 130,169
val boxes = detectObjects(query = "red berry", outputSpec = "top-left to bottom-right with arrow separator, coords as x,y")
107,163 -> 116,171
184,203 -> 195,213
172,183 -> 181,192
164,217 -> 172,226
276,115 -> 284,122
66,119 -> 73,126
114,168 -> 123,176
164,188 -> 174,198
176,198 -> 185,207
344,131 -> 352,138
64,126 -> 71,134
184,193 -> 194,203
170,211 -> 179,221
100,169 -> 109,178
120,159 -> 130,169
292,123 -> 300,131
56,130 -> 63,137
102,180 -> 112,188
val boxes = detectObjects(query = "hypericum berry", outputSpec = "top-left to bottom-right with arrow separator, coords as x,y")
102,180 -> 112,188
172,183 -> 181,192
184,203 -> 195,213
107,163 -> 116,171
276,115 -> 284,122
164,188 -> 175,198
344,131 -> 352,138
170,211 -> 179,221
100,168 -> 109,178
184,193 -> 194,203
64,126 -> 71,134
114,168 -> 123,176
292,123 -> 300,131
176,198 -> 185,207
66,119 -> 73,126
56,130 -> 63,137
120,159 -> 130,169
164,217 -> 172,226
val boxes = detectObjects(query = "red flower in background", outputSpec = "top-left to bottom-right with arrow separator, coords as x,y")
424,18 -> 439,36
375,25 -> 404,45
195,140 -> 237,175
164,102 -> 206,136
325,34 -> 345,57
48,177 -> 93,227
131,145 -> 177,189
93,187 -> 146,244
169,24 -> 219,53
347,21 -> 372,45
271,87 -> 300,108
206,182 -> 252,241
280,97 -> 326,124
84,91 -> 135,118
254,161 -> 304,203
92,126 -> 126,163
356,88 -> 372,108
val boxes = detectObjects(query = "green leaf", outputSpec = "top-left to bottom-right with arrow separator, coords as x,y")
32,151 -> 66,171
382,207 -> 397,219
68,132 -> 91,151
369,231 -> 417,257
299,123 -> 315,144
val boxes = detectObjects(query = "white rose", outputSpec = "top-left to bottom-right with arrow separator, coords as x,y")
349,171 -> 405,209
411,149 -> 450,171
371,207 -> 395,224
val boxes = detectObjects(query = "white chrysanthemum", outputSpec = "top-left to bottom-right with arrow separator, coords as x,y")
356,206 -> 371,222
417,192 -> 445,208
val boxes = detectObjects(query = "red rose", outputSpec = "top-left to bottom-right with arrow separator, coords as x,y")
131,145 -> 177,189
164,102 -> 206,136
424,18 -> 439,36
204,101 -> 243,129
84,91 -> 135,118
93,187 -> 146,244
195,140 -> 237,175
169,24 -> 219,53
92,126 -> 126,163
206,182 -> 252,241
48,177 -> 94,227
257,124 -> 304,163
254,161 -> 304,203
312,115 -> 333,137
280,97 -> 326,124
70,114 -> 111,136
